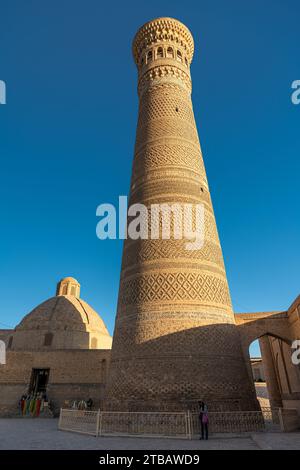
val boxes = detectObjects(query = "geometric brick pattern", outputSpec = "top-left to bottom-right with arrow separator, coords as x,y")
105,17 -> 259,412
132,143 -> 207,184
121,239 -> 225,271
137,92 -> 196,126
118,272 -> 232,306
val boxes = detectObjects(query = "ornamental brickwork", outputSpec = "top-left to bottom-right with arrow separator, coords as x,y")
105,17 -> 259,411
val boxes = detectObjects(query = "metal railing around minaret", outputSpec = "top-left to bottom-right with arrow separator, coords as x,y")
58,408 -> 279,438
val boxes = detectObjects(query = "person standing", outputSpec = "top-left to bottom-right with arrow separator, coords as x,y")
199,401 -> 209,440
86,398 -> 93,410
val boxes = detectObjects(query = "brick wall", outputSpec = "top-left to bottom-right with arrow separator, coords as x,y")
0,349 -> 111,416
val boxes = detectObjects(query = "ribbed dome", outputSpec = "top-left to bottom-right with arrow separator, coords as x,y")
11,278 -> 112,351
16,296 -> 110,336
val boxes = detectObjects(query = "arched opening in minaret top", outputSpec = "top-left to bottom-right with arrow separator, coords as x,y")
166,47 -> 174,58
146,50 -> 153,63
176,50 -> 182,62
157,47 -> 164,58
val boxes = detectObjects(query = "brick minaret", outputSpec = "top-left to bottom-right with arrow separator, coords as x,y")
106,17 -> 258,411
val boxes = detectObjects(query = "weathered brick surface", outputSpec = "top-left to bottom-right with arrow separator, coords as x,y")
0,348 -> 110,416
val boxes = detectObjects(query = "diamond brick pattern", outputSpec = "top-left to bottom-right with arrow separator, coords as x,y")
105,18 -> 259,413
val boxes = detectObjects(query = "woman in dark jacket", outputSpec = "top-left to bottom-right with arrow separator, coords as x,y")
198,401 -> 209,440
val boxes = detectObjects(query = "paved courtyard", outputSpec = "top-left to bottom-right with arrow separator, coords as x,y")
0,419 -> 299,450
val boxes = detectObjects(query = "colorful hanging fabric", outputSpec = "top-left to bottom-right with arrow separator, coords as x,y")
35,399 -> 41,417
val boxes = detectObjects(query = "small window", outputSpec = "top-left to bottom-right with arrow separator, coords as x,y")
146,50 -> 153,63
157,47 -> 164,58
44,333 -> 53,347
185,57 -> 188,67
166,47 -> 174,59
177,50 -> 183,62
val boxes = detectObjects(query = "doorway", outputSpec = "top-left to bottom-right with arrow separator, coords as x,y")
29,369 -> 50,395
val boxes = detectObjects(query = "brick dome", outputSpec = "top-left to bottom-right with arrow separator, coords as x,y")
10,278 -> 112,350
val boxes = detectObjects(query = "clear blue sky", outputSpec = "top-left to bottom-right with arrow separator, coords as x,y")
1,1 -> 299,358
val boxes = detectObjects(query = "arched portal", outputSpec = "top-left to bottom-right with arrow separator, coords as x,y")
248,335 -> 289,411
236,311 -> 300,417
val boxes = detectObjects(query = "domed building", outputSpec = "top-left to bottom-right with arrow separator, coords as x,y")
1,276 -> 300,422
0,277 -> 112,416
10,277 -> 112,351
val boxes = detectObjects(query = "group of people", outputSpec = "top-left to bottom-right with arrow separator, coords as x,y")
19,392 -> 49,417
71,398 -> 93,411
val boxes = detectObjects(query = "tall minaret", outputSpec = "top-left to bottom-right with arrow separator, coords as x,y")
106,17 -> 258,411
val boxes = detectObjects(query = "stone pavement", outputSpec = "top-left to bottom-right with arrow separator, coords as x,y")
0,419 -> 299,450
